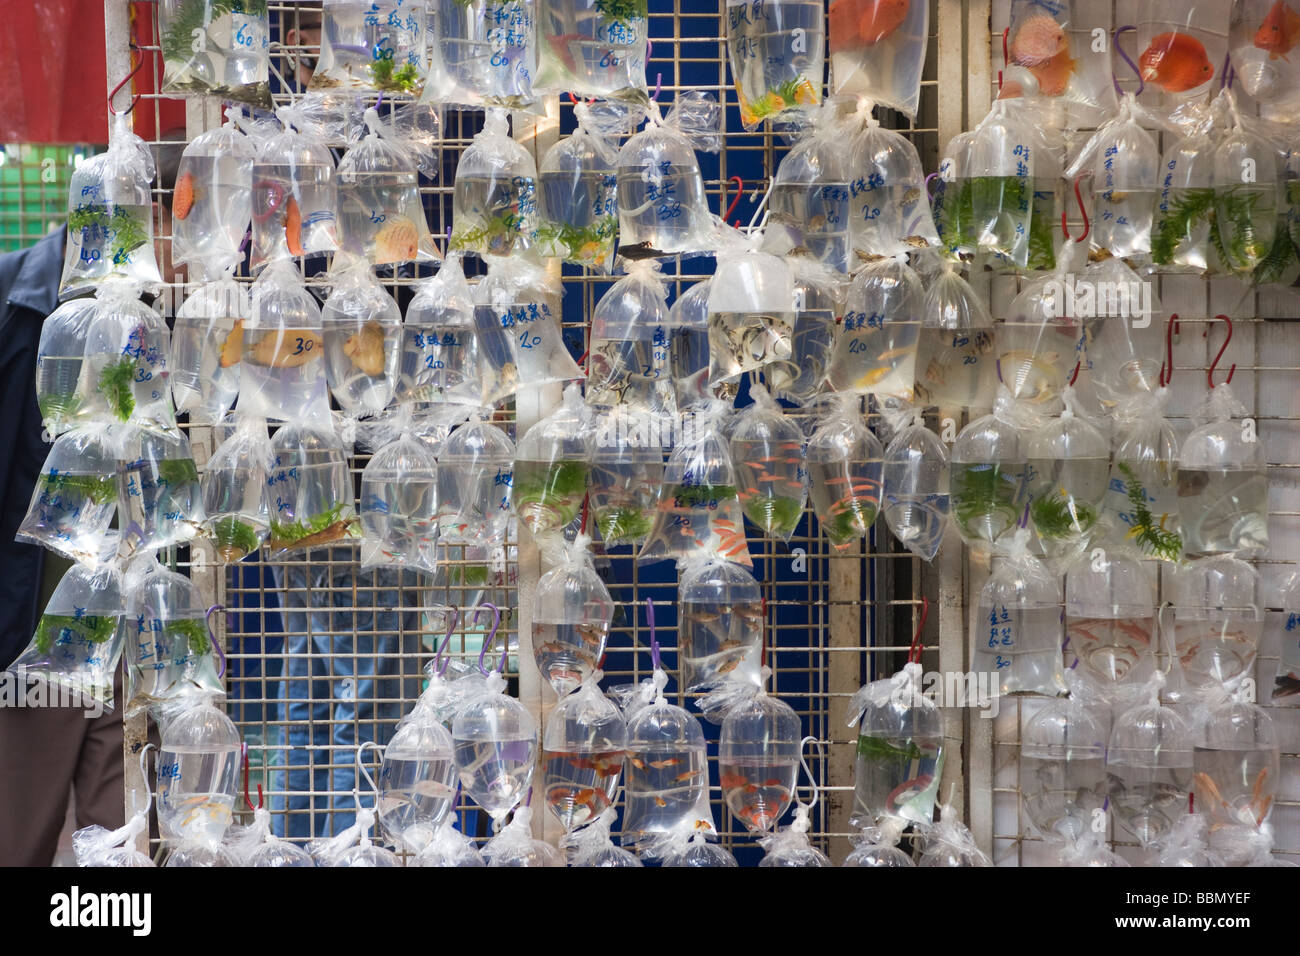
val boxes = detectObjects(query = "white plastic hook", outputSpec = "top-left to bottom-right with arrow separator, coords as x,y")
353,740 -> 383,812
794,735 -> 823,817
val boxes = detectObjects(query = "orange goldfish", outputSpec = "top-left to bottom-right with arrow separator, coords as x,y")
219,319 -> 244,369
1255,1 -> 1300,60
342,320 -> 388,376
1030,47 -> 1077,96
172,171 -> 196,221
1139,32 -> 1214,93
285,196 -> 304,255
1009,13 -> 1067,66
830,0 -> 910,50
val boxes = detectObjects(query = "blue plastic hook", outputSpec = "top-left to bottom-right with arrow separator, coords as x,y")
645,598 -> 661,671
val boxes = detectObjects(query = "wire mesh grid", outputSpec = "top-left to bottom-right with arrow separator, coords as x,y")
110,0 -> 952,865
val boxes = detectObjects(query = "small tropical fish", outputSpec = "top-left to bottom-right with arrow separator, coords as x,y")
1030,48 -> 1077,96
1256,1 -> 1300,60
1139,32 -> 1214,93
249,328 -> 323,368
343,320 -> 388,377
648,758 -> 681,769
720,772 -> 748,789
673,770 -> 702,782
173,171 -> 196,221
372,214 -> 420,263
831,0 -> 910,47
1010,13 -> 1067,65
285,196 -> 304,255
653,795 -> 667,807
220,318 -> 244,368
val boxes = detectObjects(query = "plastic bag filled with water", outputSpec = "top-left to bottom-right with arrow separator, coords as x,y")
806,393 -> 883,551
73,811 -> 154,868
155,690 -> 240,851
1068,94 -> 1160,262
249,109 -> 339,271
1082,257 -> 1164,409
537,101 -> 622,270
396,253 -> 483,407
123,557 -> 223,716
337,110 -> 437,266
1000,0 -> 1117,119
843,816 -> 914,866
201,415 -> 272,563
1152,814 -> 1225,867
423,0 -> 540,111
311,0 -> 429,93
1213,97 -> 1284,277
963,99 -> 1035,268
1105,387 -> 1182,562
60,113 -> 161,297
1193,686 -> 1279,846
972,527 -> 1067,697
616,91 -> 721,258
847,114 -> 941,259
639,400 -> 751,567
514,383 -> 591,540
949,387 -> 1031,552
1019,690 -> 1108,841
157,0 -> 271,107
1064,540 -> 1157,693
450,110 -> 541,259
265,422 -> 359,556
542,669 -> 626,828
847,661 -> 943,827
932,130 -> 977,259
767,255 -> 840,404
536,0 -> 649,101
533,537 -> 614,695
1130,2 -> 1224,118
1106,673 -> 1193,847
76,281 -> 174,432
726,0 -> 824,129
1151,103 -> 1219,272
759,805 -> 832,866
1230,0 -> 1300,116
704,677 -> 801,831
360,427 -> 439,574
1026,385 -> 1109,565
321,259 -> 402,417
436,415 -> 515,546
310,808 -> 401,867
730,382 -> 807,542
1178,382 -> 1269,558
707,241 -> 795,389
588,405 -> 664,549
825,256 -> 923,401
240,260 -> 334,428
913,259 -> 996,409
562,807 -> 642,866
452,669 -> 538,822
881,414 -> 950,561
17,424 -> 120,567
483,805 -> 565,866
661,831 -> 738,867
666,278 -> 712,408
377,697 -> 457,853
35,295 -> 100,437
413,819 -> 487,867
829,0 -> 928,117
677,553 -> 763,692
115,424 -> 206,559
587,261 -> 675,418
1171,554 -> 1263,693
5,563 -> 123,710
224,807 -> 315,867
170,109 -> 255,279
170,275 -> 247,425
917,802 -> 992,866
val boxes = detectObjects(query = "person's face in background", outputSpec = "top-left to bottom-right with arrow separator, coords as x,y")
285,9 -> 323,89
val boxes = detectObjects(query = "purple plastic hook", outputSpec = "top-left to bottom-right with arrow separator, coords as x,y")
924,171 -> 941,203
645,597 -> 661,671
205,604 -> 229,679
475,602 -> 506,676
646,39 -> 662,101
1112,26 -> 1144,97
432,607 -> 460,677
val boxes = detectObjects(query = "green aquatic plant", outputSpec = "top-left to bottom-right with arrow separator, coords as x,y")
211,516 -> 262,559
595,0 -> 648,27
164,617 -> 212,657
742,495 -> 803,536
160,0 -> 268,64
1117,462 -> 1181,562
157,458 -> 200,488
514,460 -> 590,529
823,501 -> 878,547
370,58 -> 421,92
38,393 -> 82,426
97,356 -> 137,422
269,500 -> 358,550
1026,188 -> 1057,272
1029,489 -> 1096,540
595,506 -> 654,545
34,613 -> 118,655
671,483 -> 738,508
1151,187 -> 1215,266
951,462 -> 1021,536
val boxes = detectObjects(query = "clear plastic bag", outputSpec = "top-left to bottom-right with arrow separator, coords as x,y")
1064,541 -> 1157,693
359,428 -> 439,574
1152,105 -> 1218,272
60,113 -> 161,297
588,405 -> 664,549
483,805 -> 566,866
1106,673 -> 1193,846
677,553 -> 763,693
226,807 -> 315,867
1105,387 -> 1182,562
310,806 -> 401,867
1082,257 -> 1164,407
435,415 -> 515,546
311,0 -> 429,94
123,557 -> 224,716
293,90 -> 367,149
1071,94 -> 1161,261
1153,813 -> 1224,867
825,256 -> 923,401
881,415 -> 950,562
157,0 -> 271,107
1171,554 -> 1263,692
412,819 -> 487,867
562,807 -> 643,866
450,110 -> 541,259
1213,95 -> 1285,277
847,661 -> 943,827
170,276 -> 247,425
949,387 -> 1031,551
707,242 -> 795,389
1001,0 -> 1116,118
240,260 -> 333,428
1230,0 -> 1300,116
1193,687 -> 1279,838
155,691 -> 240,850
249,109 -> 339,271
707,676 -> 801,831
666,278 -> 712,409
972,527 -> 1067,697
73,749 -> 155,867
913,261 -> 996,410
513,383 -> 591,540
758,804 -> 832,867
917,802 -> 992,866
1178,383 -> 1269,558
661,832 -> 738,867
767,256 -> 841,404
587,261 -> 675,417
638,401 -> 752,567
1020,690 -> 1108,840
265,422 -> 360,557
848,118 -> 941,260
201,415 -> 273,563
536,0 -> 649,101
1128,3 -> 1224,117
17,424 -> 120,567
336,110 -> 437,266
762,109 -> 854,273
964,100 -> 1035,268
5,563 -> 123,710
932,130 -> 977,259
616,92 -> 721,258
171,110 -> 255,280
451,646 -> 538,822
1026,385 -> 1109,564
1059,832 -> 1129,867
424,0 -> 540,111
377,697 -> 457,853
806,393 -> 883,551
537,103 -> 622,271
730,383 -> 807,542
541,669 -> 626,827
828,0 -> 929,117
77,281 -> 174,432
115,424 -> 206,559
321,259 -> 403,417
35,296 -> 100,438
843,816 -> 914,867
397,254 -> 483,407
726,0 -> 824,129
533,538 -> 614,695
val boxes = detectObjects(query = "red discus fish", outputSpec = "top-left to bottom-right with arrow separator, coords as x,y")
1139,32 -> 1214,92
1009,13 -> 1068,66
829,0 -> 910,49
1255,0 -> 1300,61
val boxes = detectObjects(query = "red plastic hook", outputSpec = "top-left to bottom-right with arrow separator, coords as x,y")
909,597 -> 930,665
1159,313 -> 1181,388
722,176 -> 745,224
1068,360 -> 1081,386
108,44 -> 145,116
242,742 -> 263,812
1205,314 -> 1236,389
998,27 -> 1009,90
1061,175 -> 1090,243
